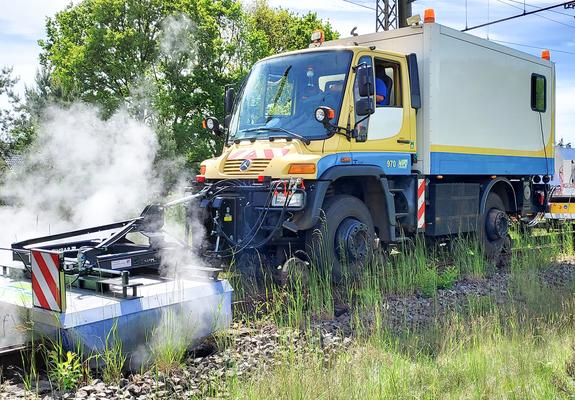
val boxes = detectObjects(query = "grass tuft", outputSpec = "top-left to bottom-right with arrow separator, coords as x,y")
223,226 -> 575,399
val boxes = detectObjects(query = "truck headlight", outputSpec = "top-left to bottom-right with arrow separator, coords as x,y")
271,192 -> 304,208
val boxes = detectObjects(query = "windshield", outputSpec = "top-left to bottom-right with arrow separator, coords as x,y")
228,50 -> 353,142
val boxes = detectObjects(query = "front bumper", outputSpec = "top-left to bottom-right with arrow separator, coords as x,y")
197,179 -> 313,253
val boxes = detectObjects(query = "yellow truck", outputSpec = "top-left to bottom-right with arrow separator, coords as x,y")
196,11 -> 555,281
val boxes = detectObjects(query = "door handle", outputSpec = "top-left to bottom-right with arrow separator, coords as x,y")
396,139 -> 410,144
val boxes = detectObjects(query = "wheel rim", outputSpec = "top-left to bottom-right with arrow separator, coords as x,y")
485,208 -> 509,242
335,218 -> 370,263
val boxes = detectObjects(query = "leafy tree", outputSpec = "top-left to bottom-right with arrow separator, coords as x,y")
244,1 -> 338,62
37,0 -> 339,165
7,67 -> 72,153
0,66 -> 27,159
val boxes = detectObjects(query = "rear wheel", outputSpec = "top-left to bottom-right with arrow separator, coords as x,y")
307,195 -> 375,281
481,193 -> 511,264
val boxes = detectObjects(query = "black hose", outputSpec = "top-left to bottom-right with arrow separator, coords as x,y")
207,181 -> 280,255
206,180 -> 295,256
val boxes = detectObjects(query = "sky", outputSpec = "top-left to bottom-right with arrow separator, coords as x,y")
1,0 -> 574,140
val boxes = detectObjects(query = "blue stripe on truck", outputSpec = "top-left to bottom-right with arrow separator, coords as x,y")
430,152 -> 554,175
317,152 -> 412,177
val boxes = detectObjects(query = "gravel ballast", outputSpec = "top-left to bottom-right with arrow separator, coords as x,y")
1,260 -> 574,399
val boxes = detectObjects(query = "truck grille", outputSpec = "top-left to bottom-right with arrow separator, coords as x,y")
223,159 -> 271,175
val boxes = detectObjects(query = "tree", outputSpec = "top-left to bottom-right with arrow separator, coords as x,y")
37,0 -> 339,165
0,66 -> 27,159
9,67 -> 74,153
244,1 -> 338,62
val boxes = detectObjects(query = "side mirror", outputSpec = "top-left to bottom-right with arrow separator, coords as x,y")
355,98 -> 374,117
314,106 -> 335,126
407,53 -> 421,110
224,87 -> 235,115
202,116 -> 223,136
357,65 -> 374,97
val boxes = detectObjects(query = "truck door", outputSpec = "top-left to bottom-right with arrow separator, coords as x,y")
351,53 -> 415,155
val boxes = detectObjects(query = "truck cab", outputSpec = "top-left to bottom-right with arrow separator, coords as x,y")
202,46 -> 416,181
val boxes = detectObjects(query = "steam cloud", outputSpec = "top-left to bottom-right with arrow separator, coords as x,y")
0,104 -> 160,255
0,13 -> 218,361
0,13 -> 206,268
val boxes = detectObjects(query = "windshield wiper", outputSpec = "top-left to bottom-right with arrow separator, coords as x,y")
232,136 -> 258,144
238,127 -> 311,145
265,65 -> 292,124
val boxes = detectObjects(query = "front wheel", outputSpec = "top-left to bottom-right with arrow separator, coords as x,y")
307,195 -> 375,281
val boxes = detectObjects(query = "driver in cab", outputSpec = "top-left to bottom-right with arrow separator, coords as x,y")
375,77 -> 388,106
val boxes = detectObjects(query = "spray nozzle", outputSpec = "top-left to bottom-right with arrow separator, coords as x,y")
139,204 -> 165,232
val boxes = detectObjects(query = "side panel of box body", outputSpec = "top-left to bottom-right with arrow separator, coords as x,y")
326,23 -> 555,176
427,24 -> 554,176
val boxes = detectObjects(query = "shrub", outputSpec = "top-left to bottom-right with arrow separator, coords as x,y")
47,350 -> 83,391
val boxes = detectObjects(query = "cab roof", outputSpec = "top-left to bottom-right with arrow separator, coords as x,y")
258,44 -> 406,64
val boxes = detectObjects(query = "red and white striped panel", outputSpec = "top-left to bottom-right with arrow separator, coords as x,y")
227,148 -> 289,160
417,178 -> 426,230
31,250 -> 65,312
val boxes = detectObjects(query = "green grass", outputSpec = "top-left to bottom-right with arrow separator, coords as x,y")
227,280 -> 575,400
147,308 -> 197,374
226,315 -> 575,399
26,225 -> 574,398
97,319 -> 126,384
223,227 -> 575,399
239,233 -> 491,331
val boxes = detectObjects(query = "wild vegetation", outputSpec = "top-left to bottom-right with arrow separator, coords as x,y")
218,226 -> 575,399
9,225 -> 574,399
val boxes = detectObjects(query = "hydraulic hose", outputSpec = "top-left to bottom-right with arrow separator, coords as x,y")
207,180 -> 296,256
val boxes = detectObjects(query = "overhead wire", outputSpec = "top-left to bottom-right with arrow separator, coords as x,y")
494,0 -> 575,30
488,39 -> 575,55
462,1 -> 575,31
341,0 -> 376,11
503,0 -> 575,17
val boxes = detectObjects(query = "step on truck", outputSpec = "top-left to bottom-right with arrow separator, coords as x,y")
195,9 -> 555,280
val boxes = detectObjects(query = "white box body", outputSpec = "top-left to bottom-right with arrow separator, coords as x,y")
327,23 -> 555,176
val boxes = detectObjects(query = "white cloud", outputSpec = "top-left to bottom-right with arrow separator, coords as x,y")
0,0 -> 72,38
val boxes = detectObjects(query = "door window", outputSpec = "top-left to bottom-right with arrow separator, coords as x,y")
353,55 -> 373,138
374,59 -> 401,107
368,58 -> 404,140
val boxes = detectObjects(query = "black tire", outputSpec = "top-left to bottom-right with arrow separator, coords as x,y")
498,234 -> 513,268
307,195 -> 375,281
480,193 -> 511,264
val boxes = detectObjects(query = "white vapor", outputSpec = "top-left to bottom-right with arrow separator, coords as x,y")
0,104 -> 160,249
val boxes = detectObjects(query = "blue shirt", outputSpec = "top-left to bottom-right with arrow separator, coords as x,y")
376,78 -> 389,106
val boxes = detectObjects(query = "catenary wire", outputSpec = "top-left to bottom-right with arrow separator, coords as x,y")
488,38 -> 575,55
503,0 -> 575,17
495,0 -> 575,30
341,0 -> 376,10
